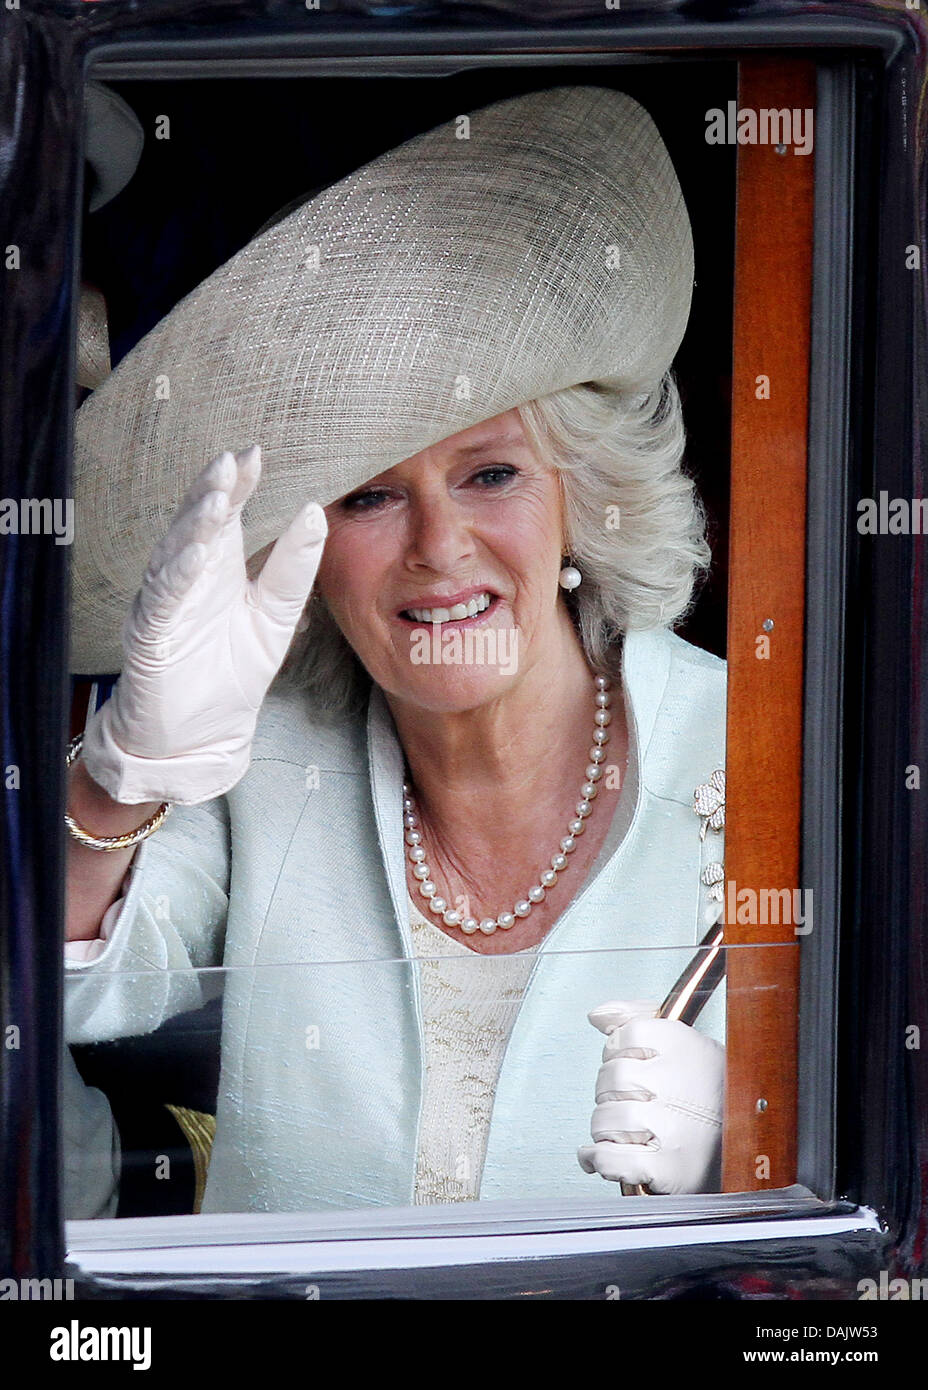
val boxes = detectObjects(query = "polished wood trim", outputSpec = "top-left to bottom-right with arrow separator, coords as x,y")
723,58 -> 816,1190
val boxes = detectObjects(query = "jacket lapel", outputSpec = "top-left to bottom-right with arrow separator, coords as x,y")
366,683 -> 415,958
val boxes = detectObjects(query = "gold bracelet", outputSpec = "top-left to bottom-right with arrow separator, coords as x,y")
65,734 -> 174,852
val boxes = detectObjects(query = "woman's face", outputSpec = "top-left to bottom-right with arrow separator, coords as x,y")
315,408 -> 571,713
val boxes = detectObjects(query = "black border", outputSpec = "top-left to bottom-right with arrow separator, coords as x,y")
1,0 -> 924,1298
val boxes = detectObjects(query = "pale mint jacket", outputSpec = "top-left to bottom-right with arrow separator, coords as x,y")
65,626 -> 726,1215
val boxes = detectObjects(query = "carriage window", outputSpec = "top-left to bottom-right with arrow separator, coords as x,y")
64,55 -> 823,1227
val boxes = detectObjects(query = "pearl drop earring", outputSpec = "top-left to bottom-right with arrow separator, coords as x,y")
558,562 -> 582,591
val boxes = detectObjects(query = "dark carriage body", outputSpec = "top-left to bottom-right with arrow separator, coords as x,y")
0,0 -> 925,1307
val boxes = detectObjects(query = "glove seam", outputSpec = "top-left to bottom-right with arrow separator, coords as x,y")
665,1099 -> 722,1127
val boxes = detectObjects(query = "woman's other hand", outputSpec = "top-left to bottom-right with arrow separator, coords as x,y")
80,446 -> 327,805
577,999 -> 724,1194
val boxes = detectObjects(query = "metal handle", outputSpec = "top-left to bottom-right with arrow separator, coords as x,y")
619,921 -> 726,1196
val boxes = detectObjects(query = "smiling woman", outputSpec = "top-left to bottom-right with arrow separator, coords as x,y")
62,84 -> 727,1216
287,373 -> 706,716
316,409 -> 564,719
311,405 -> 631,955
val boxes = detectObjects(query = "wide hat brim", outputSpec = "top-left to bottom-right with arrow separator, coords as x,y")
70,85 -> 694,674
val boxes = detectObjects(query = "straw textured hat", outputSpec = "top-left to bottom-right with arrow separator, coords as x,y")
70,84 -> 694,674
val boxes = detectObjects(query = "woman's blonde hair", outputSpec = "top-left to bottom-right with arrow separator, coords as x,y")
274,373 -> 711,714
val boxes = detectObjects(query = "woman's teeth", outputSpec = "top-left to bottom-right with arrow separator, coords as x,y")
404,592 -> 492,624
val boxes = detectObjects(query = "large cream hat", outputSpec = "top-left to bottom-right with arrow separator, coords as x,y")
70,84 -> 694,674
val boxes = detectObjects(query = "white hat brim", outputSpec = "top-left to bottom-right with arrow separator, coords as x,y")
71,85 -> 693,673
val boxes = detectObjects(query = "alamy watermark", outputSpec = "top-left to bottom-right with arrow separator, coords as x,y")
705,102 -> 814,155
50,1320 -> 151,1370
719,879 -> 812,935
0,496 -> 74,545
0,1276 -> 75,1300
857,493 -> 928,534
409,623 -> 519,676
858,1272 -> 928,1300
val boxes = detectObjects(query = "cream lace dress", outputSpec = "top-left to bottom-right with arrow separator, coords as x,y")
407,739 -> 638,1204
408,895 -> 537,1204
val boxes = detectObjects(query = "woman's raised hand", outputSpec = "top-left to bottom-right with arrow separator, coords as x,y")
80,446 -> 327,806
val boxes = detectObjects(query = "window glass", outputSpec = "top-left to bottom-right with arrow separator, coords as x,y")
66,942 -> 734,1219
65,64 -> 779,1224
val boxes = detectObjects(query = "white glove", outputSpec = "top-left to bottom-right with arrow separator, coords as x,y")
577,999 -> 724,1195
80,446 -> 327,805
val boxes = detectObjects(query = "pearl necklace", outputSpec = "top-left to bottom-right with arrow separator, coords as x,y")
402,674 -> 613,936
